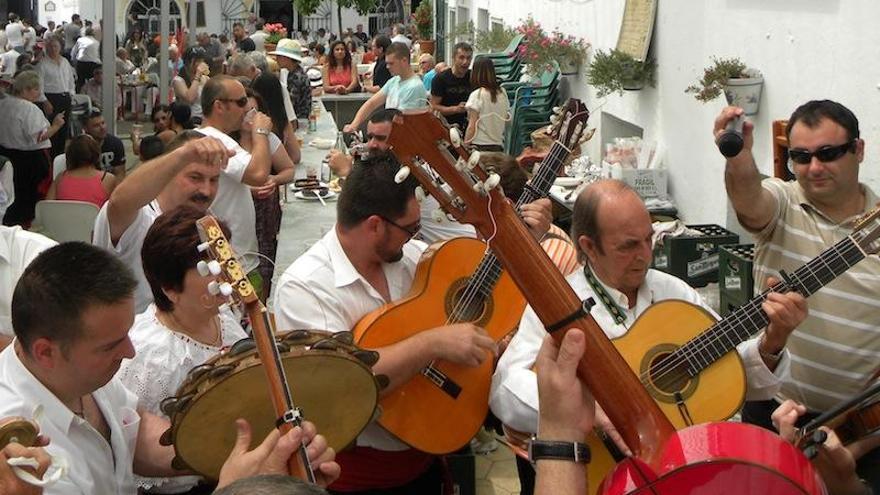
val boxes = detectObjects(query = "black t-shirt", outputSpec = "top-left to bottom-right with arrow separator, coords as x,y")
100,134 -> 126,172
354,32 -> 369,45
237,37 -> 256,53
431,69 -> 472,128
373,58 -> 391,88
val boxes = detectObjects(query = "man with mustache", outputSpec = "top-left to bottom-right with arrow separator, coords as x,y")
93,130 -> 234,313
490,179 -> 808,494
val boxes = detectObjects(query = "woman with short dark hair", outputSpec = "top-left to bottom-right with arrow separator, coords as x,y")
46,134 -> 116,207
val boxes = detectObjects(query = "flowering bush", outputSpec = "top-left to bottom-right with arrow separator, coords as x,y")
265,23 -> 288,45
412,0 -> 433,40
516,17 -> 590,75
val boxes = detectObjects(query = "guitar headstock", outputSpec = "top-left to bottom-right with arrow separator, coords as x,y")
547,99 -> 591,151
854,203 -> 880,255
196,215 -> 259,306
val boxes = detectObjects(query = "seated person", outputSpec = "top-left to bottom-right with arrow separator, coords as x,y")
138,134 -> 166,161
118,206 -> 248,492
45,134 -> 116,208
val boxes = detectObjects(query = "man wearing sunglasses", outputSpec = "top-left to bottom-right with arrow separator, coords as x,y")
715,100 -> 880,491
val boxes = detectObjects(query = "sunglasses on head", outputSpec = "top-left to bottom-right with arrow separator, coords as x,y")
219,96 -> 249,108
788,140 -> 857,165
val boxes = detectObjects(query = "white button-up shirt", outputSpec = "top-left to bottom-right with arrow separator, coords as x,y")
0,346 -> 140,494
490,267 -> 789,434
37,56 -> 76,98
0,226 -> 55,336
273,228 -> 426,451
72,36 -> 100,64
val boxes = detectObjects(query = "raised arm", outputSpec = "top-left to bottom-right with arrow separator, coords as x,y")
343,90 -> 386,132
714,106 -> 779,232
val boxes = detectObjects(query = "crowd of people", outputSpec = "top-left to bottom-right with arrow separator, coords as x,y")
0,7 -> 875,495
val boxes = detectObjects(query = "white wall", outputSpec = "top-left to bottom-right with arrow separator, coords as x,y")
446,0 -> 880,226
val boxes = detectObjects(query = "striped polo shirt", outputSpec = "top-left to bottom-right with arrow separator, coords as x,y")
750,178 -> 880,411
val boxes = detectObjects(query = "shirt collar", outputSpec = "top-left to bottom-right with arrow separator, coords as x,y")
327,227 -> 365,289
6,346 -> 79,435
795,181 -> 878,225
586,263 -> 653,313
0,226 -> 15,265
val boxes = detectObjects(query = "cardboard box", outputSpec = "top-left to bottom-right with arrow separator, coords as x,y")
603,162 -> 668,199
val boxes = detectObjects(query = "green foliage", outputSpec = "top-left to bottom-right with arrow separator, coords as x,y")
450,20 -> 475,42
412,0 -> 433,40
294,0 -> 322,16
586,49 -> 656,98
685,57 -> 749,102
295,0 -> 377,19
515,16 -> 590,76
474,24 -> 517,53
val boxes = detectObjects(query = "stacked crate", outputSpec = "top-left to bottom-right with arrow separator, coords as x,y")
718,244 -> 756,316
652,224 -> 739,288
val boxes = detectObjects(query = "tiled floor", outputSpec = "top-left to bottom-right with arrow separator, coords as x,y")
476,444 -> 522,495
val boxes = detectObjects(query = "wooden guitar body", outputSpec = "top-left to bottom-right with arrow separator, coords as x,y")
599,422 -> 826,495
353,237 -> 524,454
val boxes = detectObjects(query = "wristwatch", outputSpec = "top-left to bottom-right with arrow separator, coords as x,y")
528,438 -> 591,464
255,128 -> 271,136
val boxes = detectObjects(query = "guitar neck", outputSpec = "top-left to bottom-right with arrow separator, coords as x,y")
248,301 -> 316,483
682,234 -> 866,373
459,142 -> 569,312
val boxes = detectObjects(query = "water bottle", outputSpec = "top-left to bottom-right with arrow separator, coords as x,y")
334,131 -> 348,155
308,104 -> 317,133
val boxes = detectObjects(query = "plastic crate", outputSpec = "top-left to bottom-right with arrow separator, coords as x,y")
652,224 -> 740,288
720,291 -> 750,317
718,244 -> 755,309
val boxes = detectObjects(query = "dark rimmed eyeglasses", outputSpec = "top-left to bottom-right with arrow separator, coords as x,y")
378,215 -> 421,239
788,140 -> 857,165
218,96 -> 249,108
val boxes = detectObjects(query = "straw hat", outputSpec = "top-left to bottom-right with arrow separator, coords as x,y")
269,39 -> 303,62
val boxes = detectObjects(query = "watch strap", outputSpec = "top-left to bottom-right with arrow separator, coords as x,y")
528,438 -> 591,464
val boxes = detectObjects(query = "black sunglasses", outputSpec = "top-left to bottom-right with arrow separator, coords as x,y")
788,140 -> 857,165
219,96 -> 249,108
379,215 -> 420,239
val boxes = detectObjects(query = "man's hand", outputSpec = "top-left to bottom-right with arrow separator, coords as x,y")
327,150 -> 353,178
771,399 -> 807,443
342,124 -> 356,134
181,136 -> 235,169
713,106 -> 755,160
455,102 -> 467,114
429,323 -> 496,367
216,419 -> 340,489
760,276 -> 808,358
520,198 -> 552,239
536,329 -> 595,441
0,442 -> 52,495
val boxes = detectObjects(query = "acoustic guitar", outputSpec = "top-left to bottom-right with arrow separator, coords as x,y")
352,99 -> 590,454
194,216 -> 316,482
387,110 -> 825,493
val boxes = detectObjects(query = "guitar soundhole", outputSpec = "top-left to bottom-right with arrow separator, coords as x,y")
445,278 -> 493,327
640,344 -> 699,404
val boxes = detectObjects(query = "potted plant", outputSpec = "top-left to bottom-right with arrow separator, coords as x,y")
264,23 -> 287,52
550,30 -> 590,75
475,24 -> 517,53
686,57 -> 764,115
412,0 -> 434,55
514,17 -> 589,76
586,49 -> 656,97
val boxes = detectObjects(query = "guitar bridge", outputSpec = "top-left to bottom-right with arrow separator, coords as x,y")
421,365 -> 462,399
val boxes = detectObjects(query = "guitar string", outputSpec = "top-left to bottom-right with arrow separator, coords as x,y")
642,237 -> 862,385
443,142 -> 570,325
643,238 -> 860,384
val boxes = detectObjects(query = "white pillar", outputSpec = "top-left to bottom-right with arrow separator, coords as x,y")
188,0 -> 198,44
102,0 -> 116,134
159,0 -> 170,105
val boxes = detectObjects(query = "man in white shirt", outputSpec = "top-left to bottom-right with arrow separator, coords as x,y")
4,14 -> 25,53
0,242 -> 340,494
72,27 -> 100,92
249,19 -> 269,52
36,35 -> 75,158
0,226 -> 55,350
0,47 -> 19,78
489,179 -> 808,493
93,130 -> 234,313
273,154 -> 498,492
21,19 -> 36,52
198,75 -> 274,293
390,24 -> 411,49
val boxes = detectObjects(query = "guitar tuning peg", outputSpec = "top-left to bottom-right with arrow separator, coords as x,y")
219,283 -> 234,297
549,115 -> 559,125
446,212 -> 457,222
196,260 -> 210,277
484,173 -> 501,191
449,127 -> 462,148
207,281 -> 221,296
454,158 -> 467,171
207,260 -> 222,276
467,151 -> 481,169
394,166 -> 411,184
473,181 -> 484,193
432,209 -> 446,223
552,106 -> 562,114
197,241 -> 210,253
415,186 -> 426,202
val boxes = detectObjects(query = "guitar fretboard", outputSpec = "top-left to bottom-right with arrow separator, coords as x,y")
451,141 -> 570,319
674,232 -> 867,375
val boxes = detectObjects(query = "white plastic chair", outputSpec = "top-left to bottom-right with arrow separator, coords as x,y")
33,200 -> 99,243
52,153 -> 66,179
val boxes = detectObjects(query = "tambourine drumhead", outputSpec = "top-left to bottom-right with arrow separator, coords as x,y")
172,345 -> 379,480
0,417 -> 38,448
